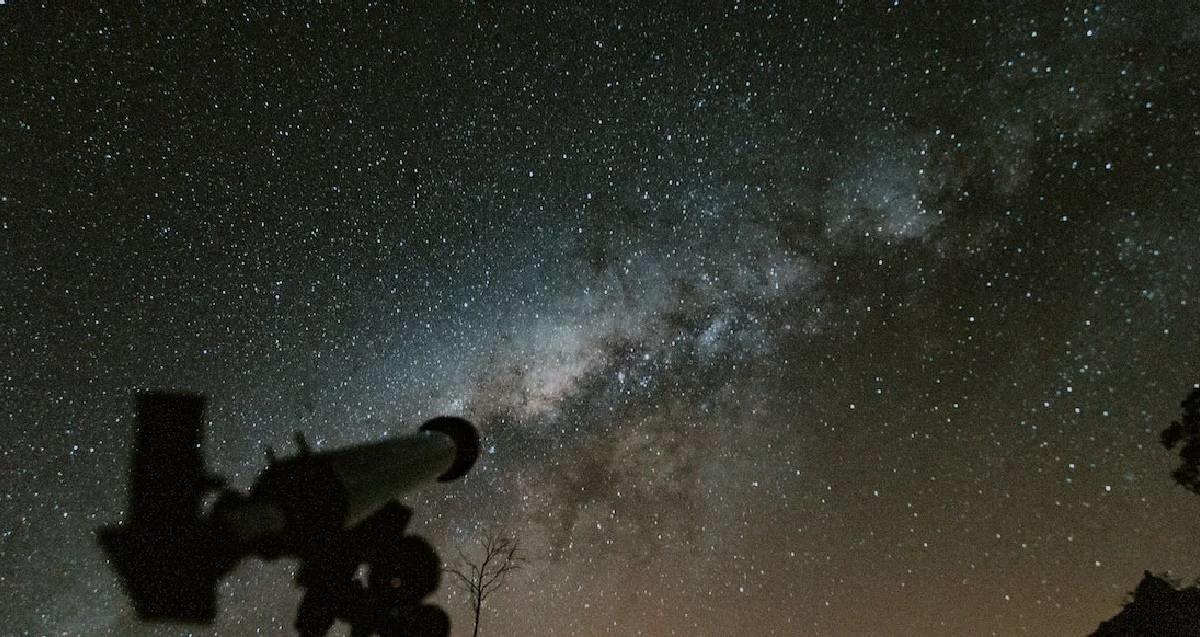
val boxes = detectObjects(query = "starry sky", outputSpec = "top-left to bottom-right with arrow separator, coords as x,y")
3,2 -> 1200,636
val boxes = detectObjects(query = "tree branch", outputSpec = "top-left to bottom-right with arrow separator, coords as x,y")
447,527 -> 527,631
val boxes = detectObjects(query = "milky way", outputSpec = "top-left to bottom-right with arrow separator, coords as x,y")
3,3 -> 1199,636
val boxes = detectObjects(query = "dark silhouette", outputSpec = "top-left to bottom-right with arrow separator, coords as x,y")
100,392 -> 479,636
1094,387 -> 1200,635
98,393 -> 231,621
444,530 -> 525,637
1161,386 -> 1200,493
292,501 -> 449,637
1090,571 -> 1200,636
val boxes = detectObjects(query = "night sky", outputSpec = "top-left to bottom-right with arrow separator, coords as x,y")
3,2 -> 1200,636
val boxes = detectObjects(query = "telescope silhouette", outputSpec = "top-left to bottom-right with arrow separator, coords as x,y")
99,392 -> 479,637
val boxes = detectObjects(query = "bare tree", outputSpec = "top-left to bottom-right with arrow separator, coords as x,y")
444,529 -> 525,637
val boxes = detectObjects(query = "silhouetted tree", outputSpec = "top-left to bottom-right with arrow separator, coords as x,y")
1091,571 -> 1200,636
1161,387 -> 1200,493
444,529 -> 524,637
1097,387 -> 1200,635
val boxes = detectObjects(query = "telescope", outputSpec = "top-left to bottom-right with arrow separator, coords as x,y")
99,392 -> 479,637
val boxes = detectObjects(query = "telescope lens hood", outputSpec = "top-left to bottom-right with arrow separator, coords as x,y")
419,417 -> 480,482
